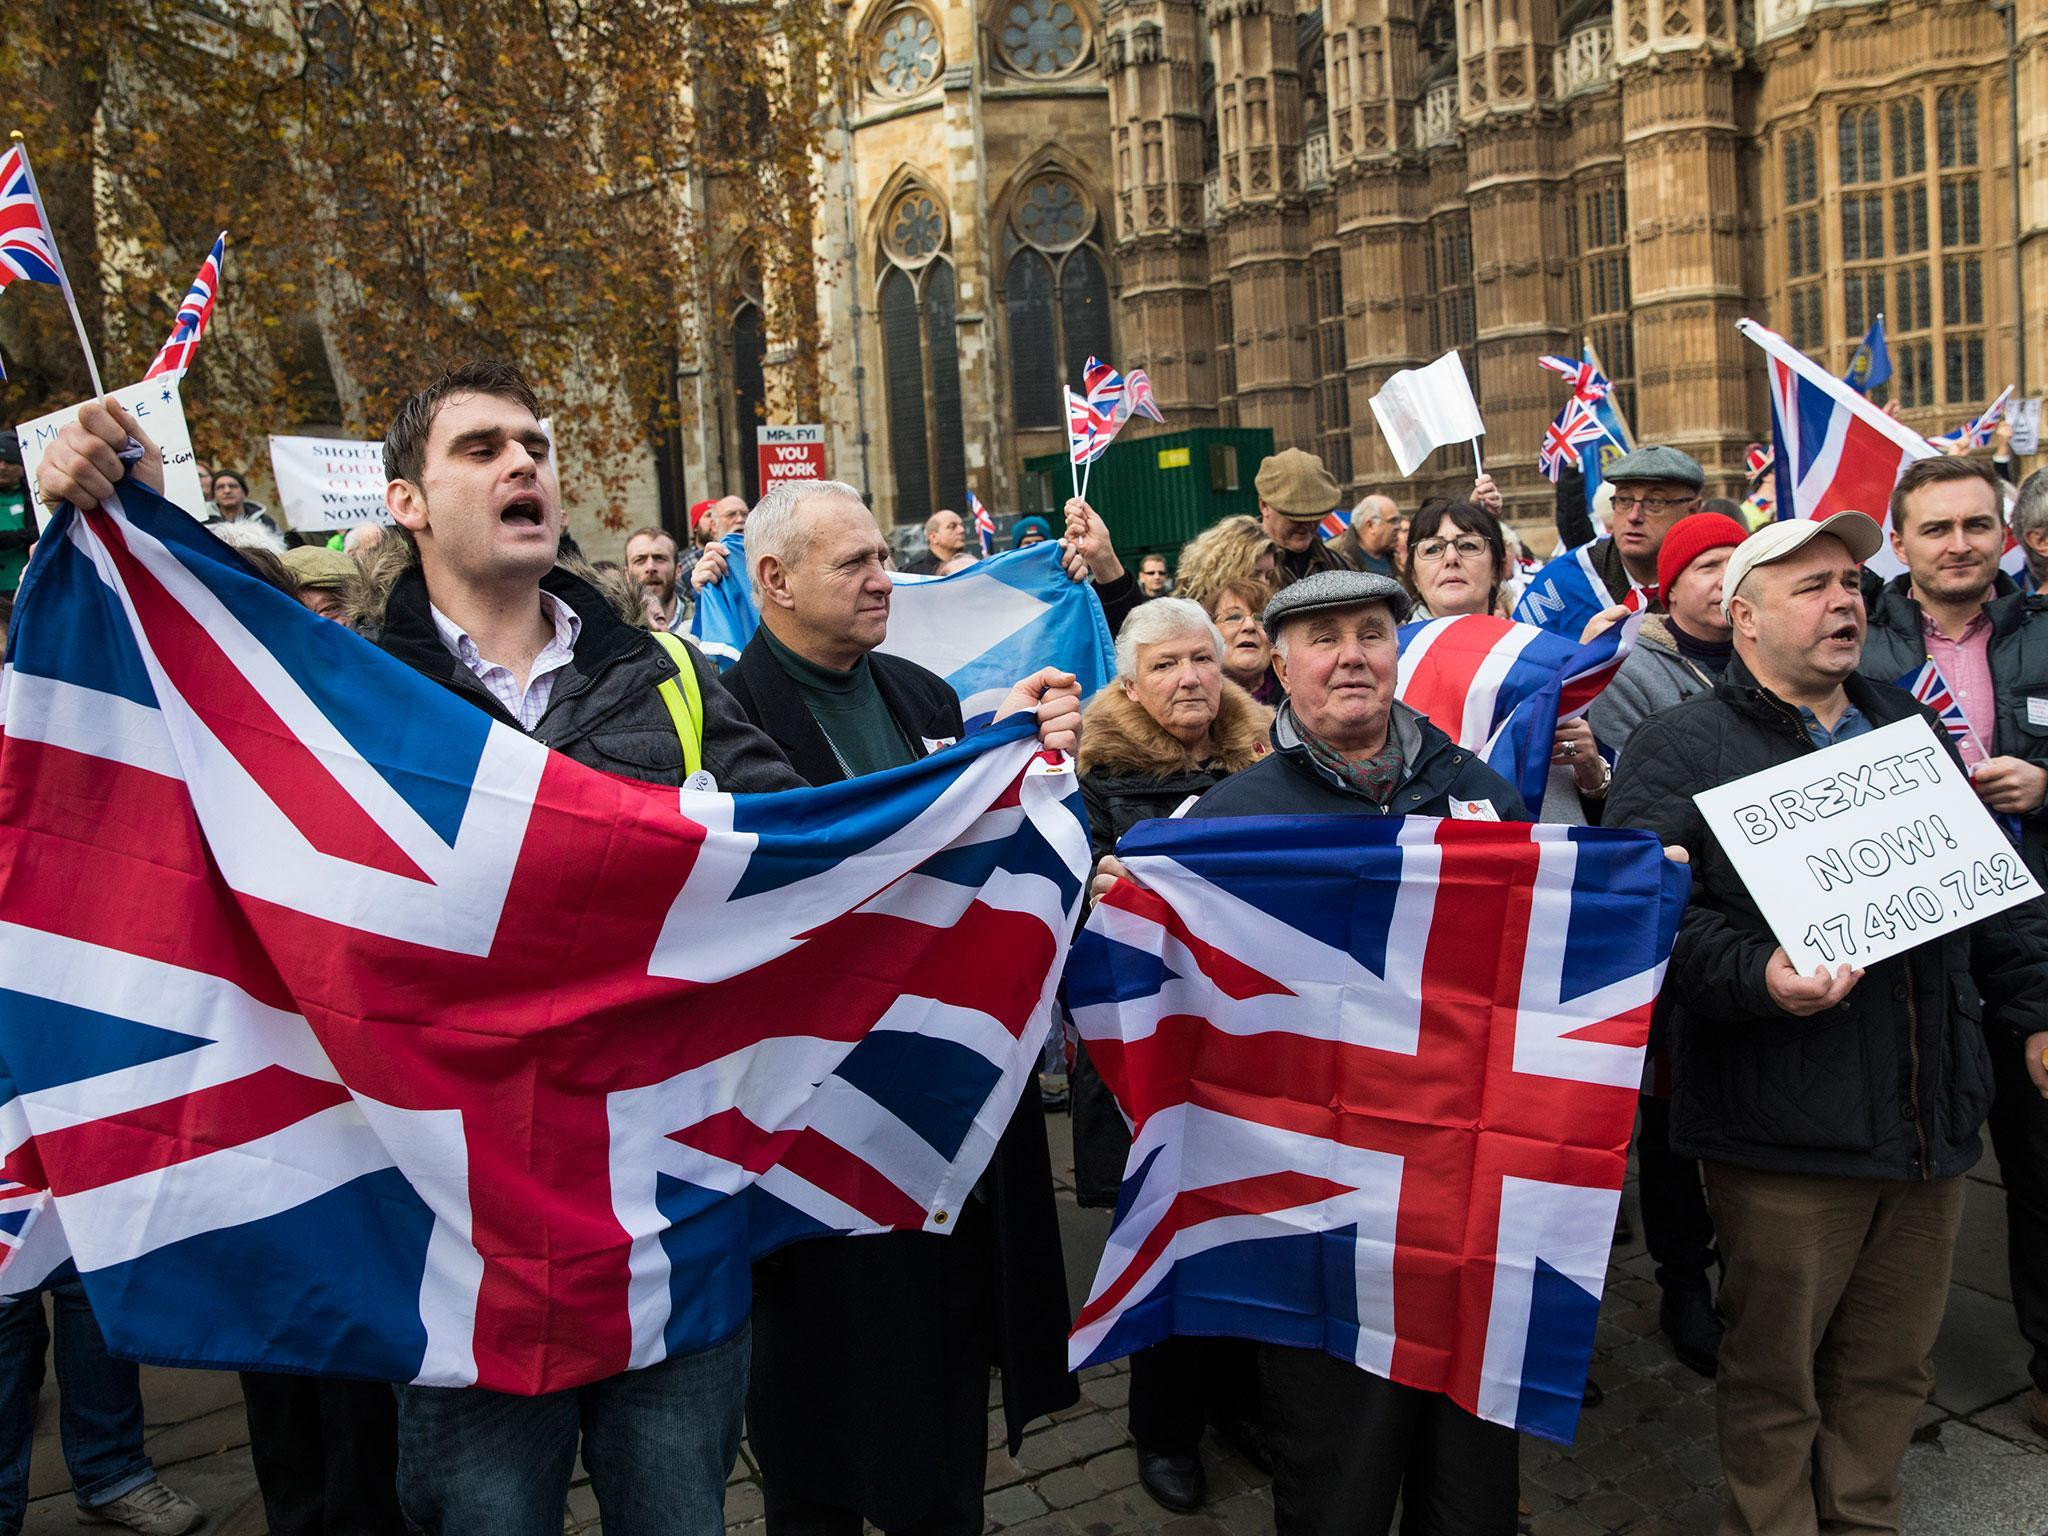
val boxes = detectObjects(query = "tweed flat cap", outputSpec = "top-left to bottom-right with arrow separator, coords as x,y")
1254,447 -> 1342,519
1603,443 -> 1705,490
282,545 -> 359,590
1262,568 -> 1413,630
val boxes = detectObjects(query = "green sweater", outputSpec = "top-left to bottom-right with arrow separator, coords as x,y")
759,625 -> 918,779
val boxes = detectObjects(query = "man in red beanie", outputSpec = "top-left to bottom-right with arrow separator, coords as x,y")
1587,509 -> 1748,1378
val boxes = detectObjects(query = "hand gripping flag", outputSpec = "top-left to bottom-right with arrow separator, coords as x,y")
689,540 -> 1114,728
1396,613 -> 1639,814
1740,318 -> 1935,577
1066,816 -> 1690,1443
144,232 -> 227,381
0,479 -> 1090,1392
0,144 -> 61,290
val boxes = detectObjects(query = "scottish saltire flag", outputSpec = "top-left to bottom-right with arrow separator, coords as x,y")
970,491 -> 995,557
1897,658 -> 1980,757
1843,315 -> 1892,395
880,542 -> 1116,730
1067,816 -> 1690,1443
1067,388 -> 1119,467
144,232 -> 226,381
1396,613 -> 1638,814
687,540 -> 1115,729
688,531 -> 757,667
0,478 -> 1089,1392
1741,318 -> 1935,578
1931,386 -> 2013,451
1123,369 -> 1166,425
1537,354 -> 1608,404
1512,541 -> 1641,639
0,144 -> 61,290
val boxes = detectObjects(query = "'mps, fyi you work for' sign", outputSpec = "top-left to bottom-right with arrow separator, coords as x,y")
1694,714 -> 2042,974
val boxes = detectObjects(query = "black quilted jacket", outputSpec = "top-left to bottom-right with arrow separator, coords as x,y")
1606,657 -> 2048,1181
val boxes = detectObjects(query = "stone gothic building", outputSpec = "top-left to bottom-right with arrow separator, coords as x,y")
677,0 -> 2046,537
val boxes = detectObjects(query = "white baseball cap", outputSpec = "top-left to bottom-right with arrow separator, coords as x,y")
1721,511 -> 1885,617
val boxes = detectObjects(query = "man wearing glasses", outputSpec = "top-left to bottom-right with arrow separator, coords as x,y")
1597,445 -> 1706,609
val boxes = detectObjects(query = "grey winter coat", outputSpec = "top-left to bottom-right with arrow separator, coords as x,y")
1590,614 -> 1721,757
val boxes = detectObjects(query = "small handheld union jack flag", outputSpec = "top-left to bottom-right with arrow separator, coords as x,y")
1897,658 -> 1982,758
0,144 -> 61,291
1539,398 -> 1606,483
1537,353 -> 1609,404
1122,367 -> 1167,425
1066,387 -> 1117,468
969,489 -> 995,556
145,232 -> 227,381
1083,356 -> 1125,417
1931,386 -> 2014,452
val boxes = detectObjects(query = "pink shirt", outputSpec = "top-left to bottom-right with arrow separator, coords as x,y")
1922,608 -> 1995,768
430,591 -> 581,732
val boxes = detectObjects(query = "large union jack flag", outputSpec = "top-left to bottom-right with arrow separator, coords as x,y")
0,480 -> 1089,1393
1066,816 -> 1689,1444
1741,319 -> 1935,577
1396,613 -> 1637,814
144,232 -> 226,381
0,144 -> 61,290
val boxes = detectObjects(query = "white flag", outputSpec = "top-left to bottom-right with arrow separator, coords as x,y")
1370,350 -> 1486,477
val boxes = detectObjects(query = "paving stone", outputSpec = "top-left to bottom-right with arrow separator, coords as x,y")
1060,1493 -> 1149,1536
1968,1389 -> 2048,1452
985,1482 -> 1050,1527
1083,1447 -> 1140,1492
1057,1411 -> 1129,1459
1081,1373 -> 1131,1410
1576,1488 -> 1650,1529
1663,1491 -> 1725,1533
988,1448 -> 1030,1490
1529,1510 -> 1605,1536
1902,1418 -> 2048,1536
1016,1429 -> 1072,1474
1932,1284 -> 2038,1416
1036,1465 -> 1099,1510
1157,1516 -> 1230,1536
724,1480 -> 764,1523
1207,1488 -> 1274,1536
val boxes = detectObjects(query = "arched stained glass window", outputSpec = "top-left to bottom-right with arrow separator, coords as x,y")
870,5 -> 942,97
731,301 -> 766,507
881,267 -> 933,527
997,0 -> 1087,78
877,190 -> 967,527
1002,173 -> 1113,428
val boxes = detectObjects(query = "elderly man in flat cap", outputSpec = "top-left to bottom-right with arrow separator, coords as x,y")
1093,568 -> 1528,1531
1590,444 -> 1706,610
1254,448 -> 1357,589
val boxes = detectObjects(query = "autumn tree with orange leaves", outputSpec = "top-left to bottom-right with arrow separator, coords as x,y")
0,0 -> 839,527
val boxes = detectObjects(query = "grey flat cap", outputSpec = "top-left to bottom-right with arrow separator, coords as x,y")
1263,568 -> 1413,630
1604,443 -> 1704,491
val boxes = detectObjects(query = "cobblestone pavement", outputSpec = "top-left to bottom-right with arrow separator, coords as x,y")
21,1111 -> 2047,1534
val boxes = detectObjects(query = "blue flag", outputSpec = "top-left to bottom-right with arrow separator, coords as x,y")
1843,316 -> 1892,395
691,540 -> 1115,731
687,532 -> 758,668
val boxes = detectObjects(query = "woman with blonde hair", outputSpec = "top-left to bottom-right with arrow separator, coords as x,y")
1171,515 -> 1280,611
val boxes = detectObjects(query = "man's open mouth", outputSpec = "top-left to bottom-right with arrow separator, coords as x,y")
501,495 -> 545,527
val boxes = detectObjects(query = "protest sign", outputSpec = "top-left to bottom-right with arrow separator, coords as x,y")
17,378 -> 205,528
758,424 -> 825,491
2010,396 -> 2042,457
270,435 -> 392,531
1694,715 -> 2043,974
1369,350 -> 1486,477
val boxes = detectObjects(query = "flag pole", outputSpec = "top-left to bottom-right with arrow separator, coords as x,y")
1470,438 -> 1484,476
9,133 -> 104,399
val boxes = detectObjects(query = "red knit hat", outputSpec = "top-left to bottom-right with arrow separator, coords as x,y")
1656,512 -> 1749,600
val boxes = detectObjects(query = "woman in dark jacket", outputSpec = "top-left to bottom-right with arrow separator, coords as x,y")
1070,597 -> 1270,1514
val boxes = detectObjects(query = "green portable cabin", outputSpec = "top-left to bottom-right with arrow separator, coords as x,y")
1020,426 -> 1276,566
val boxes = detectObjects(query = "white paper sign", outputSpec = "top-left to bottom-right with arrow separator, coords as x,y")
270,434 -> 391,531
1368,350 -> 1486,478
1694,715 -> 2043,974
17,379 -> 206,529
2010,396 -> 2042,457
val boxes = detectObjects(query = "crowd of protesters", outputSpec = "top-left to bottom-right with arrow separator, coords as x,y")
6,366 -> 2048,1536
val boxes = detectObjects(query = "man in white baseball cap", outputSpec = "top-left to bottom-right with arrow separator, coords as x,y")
1606,504 -> 2048,1535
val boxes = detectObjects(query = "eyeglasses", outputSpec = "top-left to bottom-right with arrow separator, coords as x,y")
1413,535 -> 1489,564
1610,493 -> 1696,514
1214,608 -> 1263,629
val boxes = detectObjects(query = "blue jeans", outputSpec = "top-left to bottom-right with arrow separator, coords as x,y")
0,1278 -> 155,1532
394,1321 -> 747,1535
